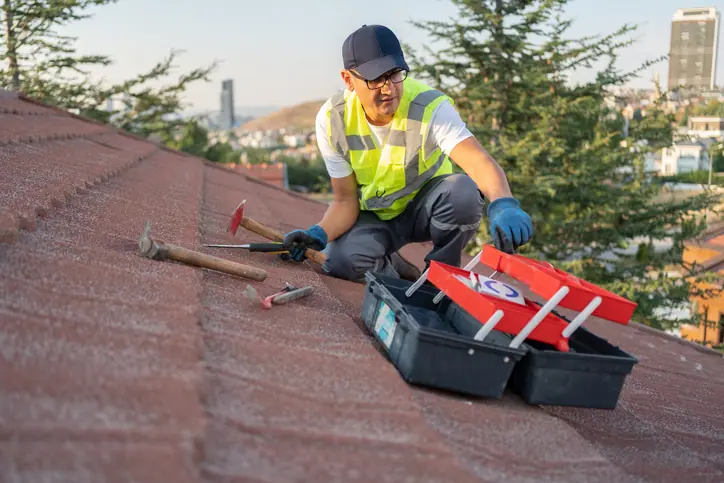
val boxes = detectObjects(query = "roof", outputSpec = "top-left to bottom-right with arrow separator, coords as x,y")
685,222 -> 724,272
2,89 -> 724,482
673,140 -> 707,148
224,161 -> 288,189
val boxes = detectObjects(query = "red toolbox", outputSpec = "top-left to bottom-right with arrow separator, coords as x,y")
425,245 -> 638,352
478,246 -> 637,323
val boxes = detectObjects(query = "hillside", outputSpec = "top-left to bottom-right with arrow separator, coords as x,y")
239,99 -> 326,132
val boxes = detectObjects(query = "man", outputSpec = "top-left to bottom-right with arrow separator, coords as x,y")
282,24 -> 533,283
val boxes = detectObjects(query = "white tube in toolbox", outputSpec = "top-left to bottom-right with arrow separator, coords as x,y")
509,286 -> 570,349
561,296 -> 602,338
474,310 -> 504,342
432,251 -> 483,304
405,267 -> 430,297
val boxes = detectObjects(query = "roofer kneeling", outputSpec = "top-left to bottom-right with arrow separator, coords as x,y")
282,24 -> 533,282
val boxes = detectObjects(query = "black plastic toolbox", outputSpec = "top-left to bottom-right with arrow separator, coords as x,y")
361,272 -> 527,398
446,301 -> 638,409
509,329 -> 638,409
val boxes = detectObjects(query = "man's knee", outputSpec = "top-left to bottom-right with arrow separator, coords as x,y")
323,240 -> 376,282
436,174 -> 484,226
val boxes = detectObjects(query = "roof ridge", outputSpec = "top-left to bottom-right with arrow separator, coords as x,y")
8,90 -> 329,209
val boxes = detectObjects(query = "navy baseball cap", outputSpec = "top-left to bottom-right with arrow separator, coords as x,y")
342,25 -> 410,80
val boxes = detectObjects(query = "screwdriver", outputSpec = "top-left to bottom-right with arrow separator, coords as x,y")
203,242 -> 288,254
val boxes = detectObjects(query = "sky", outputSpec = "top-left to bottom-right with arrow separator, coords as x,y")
61,0 -> 724,113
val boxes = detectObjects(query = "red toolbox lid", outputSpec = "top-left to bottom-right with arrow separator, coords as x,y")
478,245 -> 637,324
427,261 -> 573,352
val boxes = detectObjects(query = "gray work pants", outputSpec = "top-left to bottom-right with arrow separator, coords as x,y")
322,173 -> 485,283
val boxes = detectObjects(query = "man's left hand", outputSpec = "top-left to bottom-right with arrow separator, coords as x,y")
281,224 -> 328,262
487,197 -> 533,253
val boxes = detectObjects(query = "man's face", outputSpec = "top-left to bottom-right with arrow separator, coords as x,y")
342,69 -> 406,122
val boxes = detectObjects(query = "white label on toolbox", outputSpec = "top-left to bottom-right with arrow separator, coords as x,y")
455,274 -> 526,306
374,301 -> 397,349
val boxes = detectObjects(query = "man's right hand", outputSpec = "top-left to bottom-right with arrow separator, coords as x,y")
281,225 -> 328,262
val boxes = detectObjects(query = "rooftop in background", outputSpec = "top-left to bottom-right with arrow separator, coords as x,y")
1,89 -> 723,482
223,161 -> 289,190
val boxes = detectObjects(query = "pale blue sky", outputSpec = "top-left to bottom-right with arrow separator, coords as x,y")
62,0 -> 723,112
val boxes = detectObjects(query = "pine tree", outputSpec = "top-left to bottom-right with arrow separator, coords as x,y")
408,0 -> 723,328
0,0 -> 216,141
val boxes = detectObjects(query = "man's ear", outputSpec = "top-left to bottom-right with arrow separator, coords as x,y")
340,70 -> 354,91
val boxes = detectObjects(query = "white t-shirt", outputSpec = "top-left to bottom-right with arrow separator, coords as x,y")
315,96 -> 474,178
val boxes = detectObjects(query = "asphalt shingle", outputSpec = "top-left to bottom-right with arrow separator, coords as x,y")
1,89 -> 723,482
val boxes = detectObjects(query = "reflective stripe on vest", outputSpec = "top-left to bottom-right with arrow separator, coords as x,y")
328,92 -> 348,160
329,87 -> 447,211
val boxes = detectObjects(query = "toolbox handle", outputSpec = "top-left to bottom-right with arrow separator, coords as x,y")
405,267 -> 430,297
561,296 -> 602,338
431,251 -> 483,303
509,285 -> 569,349
473,309 -> 504,342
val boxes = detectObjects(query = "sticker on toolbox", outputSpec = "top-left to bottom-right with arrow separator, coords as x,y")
374,301 -> 397,349
454,274 -> 526,306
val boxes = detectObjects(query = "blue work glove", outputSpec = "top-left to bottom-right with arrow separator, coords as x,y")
281,224 -> 328,262
487,197 -> 533,254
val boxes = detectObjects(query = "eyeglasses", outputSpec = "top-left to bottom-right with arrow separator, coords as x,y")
349,69 -> 408,90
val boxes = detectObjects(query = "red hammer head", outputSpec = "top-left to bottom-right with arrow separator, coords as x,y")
228,199 -> 246,235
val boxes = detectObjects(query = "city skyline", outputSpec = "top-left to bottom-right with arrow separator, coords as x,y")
59,0 -> 724,112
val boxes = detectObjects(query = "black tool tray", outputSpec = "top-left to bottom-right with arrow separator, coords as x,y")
445,301 -> 638,409
362,272 -> 526,398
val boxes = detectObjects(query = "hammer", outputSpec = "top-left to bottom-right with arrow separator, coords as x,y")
139,221 -> 267,281
228,199 -> 327,265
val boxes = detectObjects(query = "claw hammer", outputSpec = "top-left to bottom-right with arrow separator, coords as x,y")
139,221 -> 267,281
227,199 -> 327,265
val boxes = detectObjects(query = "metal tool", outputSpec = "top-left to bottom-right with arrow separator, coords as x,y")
227,199 -> 327,265
138,221 -> 267,281
203,242 -> 288,254
242,282 -> 315,309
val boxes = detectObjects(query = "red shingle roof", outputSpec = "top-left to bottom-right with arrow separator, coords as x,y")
2,89 -> 724,482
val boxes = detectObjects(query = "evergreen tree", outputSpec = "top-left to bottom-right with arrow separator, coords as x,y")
0,0 -> 216,142
408,0 -> 722,328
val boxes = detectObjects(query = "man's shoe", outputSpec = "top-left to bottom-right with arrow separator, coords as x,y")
390,251 -> 422,282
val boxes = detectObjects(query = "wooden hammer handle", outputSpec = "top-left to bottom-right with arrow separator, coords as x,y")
165,242 -> 267,281
240,218 -> 328,265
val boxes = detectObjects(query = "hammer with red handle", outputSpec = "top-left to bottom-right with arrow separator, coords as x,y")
227,199 -> 327,265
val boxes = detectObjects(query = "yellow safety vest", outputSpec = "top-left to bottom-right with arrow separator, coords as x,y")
323,77 -> 455,220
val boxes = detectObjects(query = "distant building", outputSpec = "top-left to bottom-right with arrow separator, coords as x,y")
283,134 -> 306,148
688,116 -> 724,139
667,7 -> 720,92
661,140 -> 711,175
681,222 -> 724,349
219,79 -> 235,130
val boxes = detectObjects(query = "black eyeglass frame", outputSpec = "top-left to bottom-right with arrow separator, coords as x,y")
348,69 -> 408,90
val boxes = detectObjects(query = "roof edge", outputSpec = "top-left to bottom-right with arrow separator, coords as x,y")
631,321 -> 724,357
686,220 -> 724,246
0,88 -> 19,99
15,91 -> 169,150
696,251 -> 724,272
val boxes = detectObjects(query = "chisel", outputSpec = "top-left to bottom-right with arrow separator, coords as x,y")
203,242 -> 288,254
